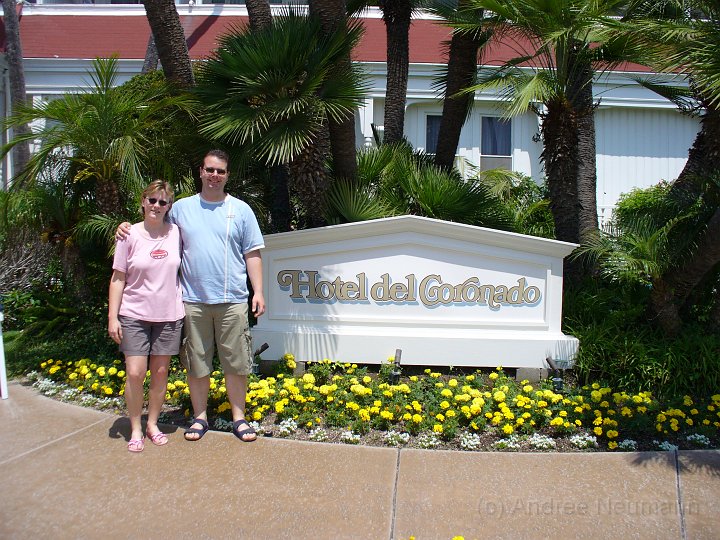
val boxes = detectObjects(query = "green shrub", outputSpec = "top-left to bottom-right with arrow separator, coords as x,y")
564,281 -> 720,399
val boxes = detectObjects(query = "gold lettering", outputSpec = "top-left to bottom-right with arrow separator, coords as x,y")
278,269 -> 542,307
507,278 -> 526,304
370,273 -> 392,301
419,274 -> 441,306
406,274 -> 417,301
277,270 -> 319,299
523,285 -> 541,303
477,284 -> 494,305
357,273 -> 367,301
338,279 -> 359,300
491,285 -> 508,308
389,282 -> 409,301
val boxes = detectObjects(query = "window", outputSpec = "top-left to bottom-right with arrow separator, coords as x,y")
480,117 -> 511,171
425,115 -> 442,154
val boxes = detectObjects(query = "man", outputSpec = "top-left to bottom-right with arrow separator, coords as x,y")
117,149 -> 265,442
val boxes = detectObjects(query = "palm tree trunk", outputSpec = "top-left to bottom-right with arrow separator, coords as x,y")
567,44 -> 598,241
2,0 -> 31,180
245,0 -> 273,32
142,0 -> 194,87
142,33 -> 159,74
379,0 -> 411,145
289,130 -> 331,228
308,0 -> 357,181
270,164 -> 292,233
669,100 -> 720,206
542,99 -> 583,281
542,99 -> 581,245
434,3 -> 485,171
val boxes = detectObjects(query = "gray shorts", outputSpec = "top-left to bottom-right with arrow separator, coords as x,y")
180,302 -> 253,378
118,316 -> 184,356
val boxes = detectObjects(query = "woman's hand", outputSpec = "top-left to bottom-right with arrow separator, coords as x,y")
108,317 -> 123,345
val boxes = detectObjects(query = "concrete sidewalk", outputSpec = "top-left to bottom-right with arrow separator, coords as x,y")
1,381 -> 719,540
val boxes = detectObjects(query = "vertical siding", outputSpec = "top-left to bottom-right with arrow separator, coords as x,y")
595,108 -> 699,220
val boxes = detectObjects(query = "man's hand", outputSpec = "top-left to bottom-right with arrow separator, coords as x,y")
252,292 -> 266,317
115,222 -> 132,241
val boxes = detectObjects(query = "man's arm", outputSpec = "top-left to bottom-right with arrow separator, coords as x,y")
246,249 -> 265,317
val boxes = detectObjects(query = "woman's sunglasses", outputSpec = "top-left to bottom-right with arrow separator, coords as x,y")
145,197 -> 169,207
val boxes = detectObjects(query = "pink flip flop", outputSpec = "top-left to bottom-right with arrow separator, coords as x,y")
147,431 -> 169,446
127,438 -> 145,453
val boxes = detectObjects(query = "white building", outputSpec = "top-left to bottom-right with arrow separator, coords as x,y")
0,3 -> 700,220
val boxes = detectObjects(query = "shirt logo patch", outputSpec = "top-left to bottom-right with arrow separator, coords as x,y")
150,249 -> 168,259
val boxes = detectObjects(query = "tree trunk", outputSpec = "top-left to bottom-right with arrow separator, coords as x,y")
378,0 -> 411,145
434,2 -> 485,171
669,100 -> 720,207
542,99 -> 581,245
142,0 -> 194,88
142,33 -> 159,74
567,43 -> 598,241
308,0 -> 357,181
269,164 -> 292,233
289,129 -> 331,228
541,99 -> 583,281
648,276 -> 683,337
2,0 -> 31,181
245,0 -> 272,32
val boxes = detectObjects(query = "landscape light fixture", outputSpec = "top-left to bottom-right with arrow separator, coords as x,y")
389,348 -> 402,385
252,342 -> 269,376
545,356 -> 564,393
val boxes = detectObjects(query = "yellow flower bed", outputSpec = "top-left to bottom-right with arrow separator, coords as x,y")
34,354 -> 720,450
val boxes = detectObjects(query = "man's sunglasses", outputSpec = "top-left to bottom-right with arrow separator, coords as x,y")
203,166 -> 227,175
145,197 -> 169,207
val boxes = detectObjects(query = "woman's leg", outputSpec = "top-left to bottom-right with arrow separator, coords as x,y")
124,355 -> 149,442
145,354 -> 170,439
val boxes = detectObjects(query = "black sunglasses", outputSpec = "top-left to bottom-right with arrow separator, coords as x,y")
203,166 -> 227,175
145,197 -> 169,207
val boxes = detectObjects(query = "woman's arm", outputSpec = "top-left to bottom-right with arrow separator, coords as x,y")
108,269 -> 126,344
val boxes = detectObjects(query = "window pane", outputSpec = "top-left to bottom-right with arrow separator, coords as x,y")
426,115 -> 442,154
481,117 -> 511,156
480,156 -> 512,171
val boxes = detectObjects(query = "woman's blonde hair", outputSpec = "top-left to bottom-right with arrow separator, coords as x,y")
140,180 -> 174,222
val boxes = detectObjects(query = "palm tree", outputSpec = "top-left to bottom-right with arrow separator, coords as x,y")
377,0 -> 415,145
431,0 -> 492,171
2,0 -> 31,180
309,0 -> 360,181
613,0 -> 720,334
324,142 -> 513,229
142,0 -> 194,87
246,0 -> 273,31
2,57 -> 195,214
460,0 -> 629,252
193,10 -> 368,227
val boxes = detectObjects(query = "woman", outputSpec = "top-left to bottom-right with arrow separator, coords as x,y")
108,180 -> 184,453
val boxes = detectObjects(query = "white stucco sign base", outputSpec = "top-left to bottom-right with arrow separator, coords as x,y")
251,216 -> 579,368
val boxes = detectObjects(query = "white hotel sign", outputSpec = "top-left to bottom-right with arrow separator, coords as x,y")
252,216 -> 579,368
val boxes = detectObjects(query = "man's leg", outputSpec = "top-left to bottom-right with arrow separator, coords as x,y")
185,374 -> 211,440
225,373 -> 256,441
181,303 -> 215,441
217,303 -> 257,442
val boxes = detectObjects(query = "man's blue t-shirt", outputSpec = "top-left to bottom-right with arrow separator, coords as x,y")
170,194 -> 264,304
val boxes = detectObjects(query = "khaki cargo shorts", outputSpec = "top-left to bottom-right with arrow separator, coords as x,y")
180,302 -> 253,378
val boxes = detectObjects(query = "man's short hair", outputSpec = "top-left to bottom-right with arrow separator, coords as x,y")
205,149 -> 229,164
